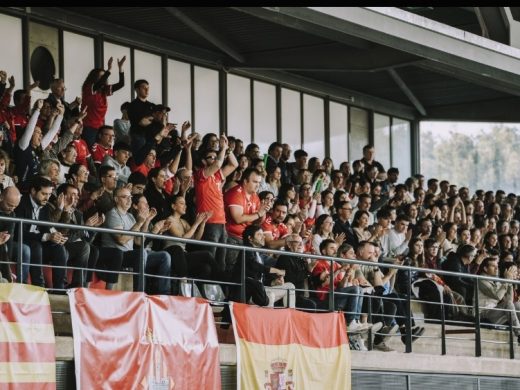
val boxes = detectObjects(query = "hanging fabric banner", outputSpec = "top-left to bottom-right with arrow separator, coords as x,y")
69,288 -> 221,389
0,283 -> 56,390
231,302 -> 350,390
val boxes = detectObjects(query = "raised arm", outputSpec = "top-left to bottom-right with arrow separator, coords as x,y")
18,100 -> 43,151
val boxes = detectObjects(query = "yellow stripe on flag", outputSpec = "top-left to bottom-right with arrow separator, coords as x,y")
0,322 -> 55,344
0,362 -> 56,383
237,339 -> 351,390
0,284 -> 49,306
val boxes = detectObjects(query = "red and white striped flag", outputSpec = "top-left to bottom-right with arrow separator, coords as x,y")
0,284 -> 56,390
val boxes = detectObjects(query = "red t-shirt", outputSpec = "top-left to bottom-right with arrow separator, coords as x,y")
224,184 -> 260,239
73,139 -> 91,167
194,168 -> 226,224
261,215 -> 289,241
82,83 -> 112,129
312,260 -> 345,301
91,143 -> 113,164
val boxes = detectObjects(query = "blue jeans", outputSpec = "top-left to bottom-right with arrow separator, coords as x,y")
335,285 -> 364,323
202,223 -> 227,274
123,249 -> 171,295
12,242 -> 31,283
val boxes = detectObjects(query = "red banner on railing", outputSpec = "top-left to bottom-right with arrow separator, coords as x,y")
231,302 -> 351,390
68,288 -> 221,390
0,284 -> 56,390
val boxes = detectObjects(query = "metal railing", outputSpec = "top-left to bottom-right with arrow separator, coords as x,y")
1,215 -> 520,358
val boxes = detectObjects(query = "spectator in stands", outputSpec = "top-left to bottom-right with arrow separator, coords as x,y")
38,158 -> 61,188
265,165 -> 282,197
478,257 -> 520,343
224,167 -> 269,273
352,210 -> 378,244
351,194 -> 374,225
46,78 -> 80,125
15,176 -> 68,291
329,170 -> 345,195
333,200 -> 358,249
311,239 -> 368,331
361,144 -> 386,180
114,102 -> 131,144
0,186 -> 29,283
127,171 -> 147,195
126,79 -> 155,155
279,143 -> 292,184
57,143 -> 78,184
52,183 -> 102,287
194,135 -> 238,273
102,141 -> 132,187
0,149 -> 15,189
414,238 -> 468,321
14,100 -> 64,190
81,56 -> 126,147
262,199 -> 290,250
275,234 -> 317,310
100,187 -> 171,294
265,141 -> 283,175
244,143 -> 261,162
162,194 -> 221,289
91,125 -> 115,168
355,241 -> 398,351
442,244 -> 478,305
228,224 -> 287,307
289,149 -> 308,184
312,214 -> 345,255
383,214 -> 412,257
278,183 -> 300,215
144,167 -> 171,223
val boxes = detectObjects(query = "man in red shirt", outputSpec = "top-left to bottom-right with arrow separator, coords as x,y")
262,199 -> 289,250
90,125 -> 115,167
224,167 -> 270,273
194,134 -> 238,273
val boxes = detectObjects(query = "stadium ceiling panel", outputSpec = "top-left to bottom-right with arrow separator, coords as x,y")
15,6 -> 520,121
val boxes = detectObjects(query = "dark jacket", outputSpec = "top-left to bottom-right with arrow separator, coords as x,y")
15,194 -> 52,242
231,248 -> 271,282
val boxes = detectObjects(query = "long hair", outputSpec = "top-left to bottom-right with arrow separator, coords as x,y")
82,68 -> 104,89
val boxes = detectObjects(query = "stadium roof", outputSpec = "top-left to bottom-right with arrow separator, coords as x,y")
16,6 -> 520,122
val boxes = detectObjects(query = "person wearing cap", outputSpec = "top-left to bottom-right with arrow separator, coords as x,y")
102,141 -> 132,188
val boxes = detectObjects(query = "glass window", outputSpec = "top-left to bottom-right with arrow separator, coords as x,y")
281,88 -> 301,156
194,66 -> 219,135
329,101 -> 349,165
253,81 -> 276,154
0,14 -> 23,105
134,49 -> 162,103
168,59 -> 192,126
303,94 -> 324,160
227,74 -> 251,144
391,118 -> 412,179
373,113 -> 391,169
103,42 -> 131,125
349,107 -> 369,161
63,31 -> 94,108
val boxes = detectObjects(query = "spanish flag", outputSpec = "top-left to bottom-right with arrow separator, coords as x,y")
0,284 -> 56,390
231,302 -> 350,390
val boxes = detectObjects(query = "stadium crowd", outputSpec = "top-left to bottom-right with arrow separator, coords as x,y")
0,59 -> 519,352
